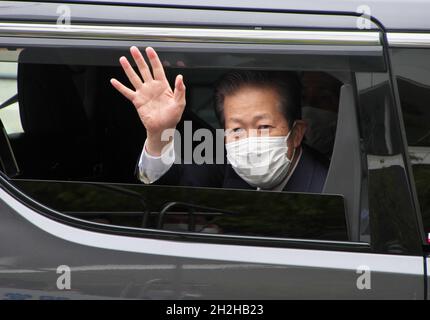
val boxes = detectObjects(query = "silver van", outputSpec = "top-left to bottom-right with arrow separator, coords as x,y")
0,0 -> 429,299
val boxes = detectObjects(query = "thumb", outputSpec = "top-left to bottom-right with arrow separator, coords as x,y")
173,74 -> 186,107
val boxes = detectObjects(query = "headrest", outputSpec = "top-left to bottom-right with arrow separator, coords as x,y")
17,48 -> 89,136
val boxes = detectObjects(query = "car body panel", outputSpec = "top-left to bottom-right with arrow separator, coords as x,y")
0,185 -> 425,299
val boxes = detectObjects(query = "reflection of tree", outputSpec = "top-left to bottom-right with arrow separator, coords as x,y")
396,77 -> 430,237
368,167 -> 421,253
12,180 -> 144,227
12,180 -> 348,241
210,195 -> 345,240
13,181 -> 141,211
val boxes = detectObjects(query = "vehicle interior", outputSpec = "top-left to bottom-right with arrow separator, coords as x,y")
2,47 -> 343,182
0,46 -> 369,243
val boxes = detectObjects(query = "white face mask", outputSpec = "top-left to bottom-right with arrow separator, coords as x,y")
225,128 -> 295,189
302,106 -> 337,155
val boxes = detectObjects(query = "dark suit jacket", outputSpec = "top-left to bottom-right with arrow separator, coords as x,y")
151,145 -> 329,193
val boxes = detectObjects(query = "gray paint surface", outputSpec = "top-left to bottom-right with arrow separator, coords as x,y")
0,193 -> 424,299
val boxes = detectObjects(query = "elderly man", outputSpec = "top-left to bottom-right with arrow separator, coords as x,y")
111,46 -> 328,192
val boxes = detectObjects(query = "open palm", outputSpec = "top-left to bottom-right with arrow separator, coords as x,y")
110,46 -> 186,137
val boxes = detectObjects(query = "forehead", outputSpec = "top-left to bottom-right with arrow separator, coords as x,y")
223,85 -> 284,121
224,85 -> 280,107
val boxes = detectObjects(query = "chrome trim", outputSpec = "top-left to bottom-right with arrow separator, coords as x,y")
0,22 -> 381,46
387,32 -> 430,48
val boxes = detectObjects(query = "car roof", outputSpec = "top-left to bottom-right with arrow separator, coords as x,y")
64,0 -> 430,31
3,0 -> 430,31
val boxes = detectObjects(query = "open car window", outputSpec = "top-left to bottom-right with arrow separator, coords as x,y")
391,48 -> 430,244
0,27 -> 387,247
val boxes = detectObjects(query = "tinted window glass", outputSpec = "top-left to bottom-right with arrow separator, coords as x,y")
355,70 -> 423,253
13,179 -> 348,241
392,48 -> 430,242
0,57 -> 23,134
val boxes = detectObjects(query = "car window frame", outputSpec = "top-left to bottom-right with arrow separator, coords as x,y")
389,45 -> 430,249
1,17 -> 424,256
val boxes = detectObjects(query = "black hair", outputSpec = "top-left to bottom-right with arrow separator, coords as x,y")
214,70 -> 302,129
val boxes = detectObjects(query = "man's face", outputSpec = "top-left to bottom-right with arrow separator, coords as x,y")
223,85 -> 306,158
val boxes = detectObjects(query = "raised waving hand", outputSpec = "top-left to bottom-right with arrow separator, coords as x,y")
110,46 -> 186,156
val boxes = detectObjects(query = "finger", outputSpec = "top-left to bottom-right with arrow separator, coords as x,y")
130,46 -> 153,83
110,78 -> 135,101
145,47 -> 167,81
173,74 -> 186,107
119,56 -> 142,90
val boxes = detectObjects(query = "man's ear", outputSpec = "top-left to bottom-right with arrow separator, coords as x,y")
292,120 -> 307,148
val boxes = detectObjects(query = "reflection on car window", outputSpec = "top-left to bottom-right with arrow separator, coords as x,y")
13,179 -> 348,242
0,46 -> 365,244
